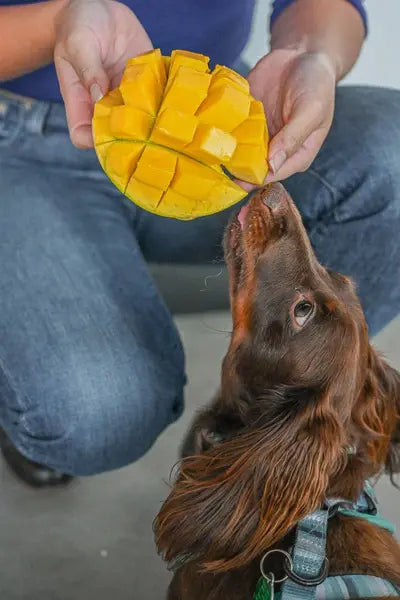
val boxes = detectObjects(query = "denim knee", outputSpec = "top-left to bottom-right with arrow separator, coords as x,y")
6,348 -> 185,476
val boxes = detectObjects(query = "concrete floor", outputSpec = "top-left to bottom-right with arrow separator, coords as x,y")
1,301 -> 399,599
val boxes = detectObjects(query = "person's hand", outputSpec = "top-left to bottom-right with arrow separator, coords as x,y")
240,49 -> 337,190
54,0 -> 153,148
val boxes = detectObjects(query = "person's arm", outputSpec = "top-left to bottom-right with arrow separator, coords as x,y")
242,0 -> 367,186
270,0 -> 366,81
0,0 -> 66,81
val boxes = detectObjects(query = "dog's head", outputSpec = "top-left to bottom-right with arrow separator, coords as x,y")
155,184 -> 400,573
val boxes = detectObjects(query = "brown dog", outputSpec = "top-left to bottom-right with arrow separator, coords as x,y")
155,183 -> 400,600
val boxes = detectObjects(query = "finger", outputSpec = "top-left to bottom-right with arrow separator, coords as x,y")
268,98 -> 325,176
265,147 -> 314,183
233,178 -> 258,193
63,29 -> 109,98
54,55 -> 95,148
265,129 -> 326,183
55,32 -> 110,147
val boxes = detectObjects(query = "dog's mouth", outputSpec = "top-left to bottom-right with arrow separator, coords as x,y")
225,184 -> 290,292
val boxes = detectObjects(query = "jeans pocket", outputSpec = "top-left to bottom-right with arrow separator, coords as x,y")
0,99 -> 23,147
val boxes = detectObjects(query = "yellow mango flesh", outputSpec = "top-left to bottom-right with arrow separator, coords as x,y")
93,49 -> 269,220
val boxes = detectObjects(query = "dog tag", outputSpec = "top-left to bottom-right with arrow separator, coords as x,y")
253,573 -> 275,600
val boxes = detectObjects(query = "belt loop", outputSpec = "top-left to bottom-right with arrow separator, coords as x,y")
24,101 -> 51,135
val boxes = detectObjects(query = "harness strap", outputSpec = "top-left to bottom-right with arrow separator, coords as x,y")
280,509 -> 329,600
315,575 -> 400,599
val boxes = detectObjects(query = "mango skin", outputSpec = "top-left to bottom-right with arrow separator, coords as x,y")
92,49 -> 269,220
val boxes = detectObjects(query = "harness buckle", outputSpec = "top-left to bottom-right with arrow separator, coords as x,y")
284,556 -> 330,587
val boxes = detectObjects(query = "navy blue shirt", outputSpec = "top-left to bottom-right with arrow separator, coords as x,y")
1,0 -> 367,103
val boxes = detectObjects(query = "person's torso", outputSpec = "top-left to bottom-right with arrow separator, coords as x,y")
1,0 -> 256,103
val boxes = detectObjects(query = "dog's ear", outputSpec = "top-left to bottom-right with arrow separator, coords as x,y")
154,395 -> 345,573
378,357 -> 400,477
180,409 -> 245,458
351,346 -> 400,478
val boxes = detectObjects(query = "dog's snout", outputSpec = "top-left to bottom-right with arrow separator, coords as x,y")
261,183 -> 288,212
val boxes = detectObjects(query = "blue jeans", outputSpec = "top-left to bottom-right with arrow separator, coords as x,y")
0,86 -> 399,476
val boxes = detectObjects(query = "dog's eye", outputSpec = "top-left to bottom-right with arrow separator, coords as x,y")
294,300 -> 314,327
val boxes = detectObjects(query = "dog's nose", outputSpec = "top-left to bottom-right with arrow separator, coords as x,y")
261,183 -> 287,212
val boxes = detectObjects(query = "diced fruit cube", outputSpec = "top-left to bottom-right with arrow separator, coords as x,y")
210,65 -> 249,94
150,108 -> 198,148
192,180 -> 247,218
185,123 -> 237,164
249,100 -> 265,119
105,142 -> 145,190
233,119 -> 266,145
170,156 -> 223,199
169,50 -> 209,81
109,105 -> 154,140
161,67 -> 211,115
227,143 -> 268,184
120,63 -> 162,114
92,116 -> 115,144
94,140 -> 112,167
158,188 -> 196,220
126,49 -> 167,87
196,85 -> 250,131
125,178 -> 164,211
93,88 -> 123,117
134,146 -> 177,191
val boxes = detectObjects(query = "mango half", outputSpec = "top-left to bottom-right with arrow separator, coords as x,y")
92,49 -> 269,220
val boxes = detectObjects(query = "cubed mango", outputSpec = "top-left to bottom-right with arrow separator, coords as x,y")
92,49 -> 269,219
120,63 -> 162,115
105,142 -> 145,190
150,108 -> 198,148
170,156 -> 223,199
126,48 -> 167,87
109,105 -> 154,140
227,143 -> 268,185
185,123 -> 237,164
134,146 -> 177,191
125,178 -> 164,211
196,85 -> 250,131
162,67 -> 211,115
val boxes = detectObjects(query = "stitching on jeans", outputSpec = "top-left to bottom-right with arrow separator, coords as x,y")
0,356 -> 32,414
307,166 -> 341,199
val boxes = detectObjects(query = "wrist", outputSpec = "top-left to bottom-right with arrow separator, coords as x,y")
270,38 -> 342,82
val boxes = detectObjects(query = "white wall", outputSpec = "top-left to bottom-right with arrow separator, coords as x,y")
242,0 -> 400,89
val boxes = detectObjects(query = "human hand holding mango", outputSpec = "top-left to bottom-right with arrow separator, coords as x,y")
92,49 -> 269,219
54,0 -> 153,148
245,49 -> 336,188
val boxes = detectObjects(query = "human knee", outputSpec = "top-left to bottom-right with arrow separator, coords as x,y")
12,354 -> 185,476
336,87 -> 400,208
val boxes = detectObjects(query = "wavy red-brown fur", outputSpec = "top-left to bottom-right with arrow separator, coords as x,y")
154,184 -> 400,600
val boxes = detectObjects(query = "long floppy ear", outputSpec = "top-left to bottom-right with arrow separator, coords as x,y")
377,355 -> 400,476
352,346 -> 400,477
154,397 -> 345,573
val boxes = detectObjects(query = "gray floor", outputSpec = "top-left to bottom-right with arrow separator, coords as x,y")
1,271 -> 399,599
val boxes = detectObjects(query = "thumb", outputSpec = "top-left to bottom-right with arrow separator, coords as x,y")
55,35 -> 109,148
268,97 -> 324,175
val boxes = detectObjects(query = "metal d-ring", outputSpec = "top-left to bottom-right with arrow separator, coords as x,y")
260,549 -> 294,584
284,556 -> 330,587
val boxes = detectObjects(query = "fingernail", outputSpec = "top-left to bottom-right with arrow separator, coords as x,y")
269,150 -> 287,174
90,83 -> 103,103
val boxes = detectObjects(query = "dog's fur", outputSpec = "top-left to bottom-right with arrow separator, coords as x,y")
155,183 -> 400,600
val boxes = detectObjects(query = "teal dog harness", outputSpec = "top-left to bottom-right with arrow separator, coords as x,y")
254,482 -> 399,600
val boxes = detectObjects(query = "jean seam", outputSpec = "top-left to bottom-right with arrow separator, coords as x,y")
0,103 -> 24,149
307,166 -> 341,199
0,356 -> 32,414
